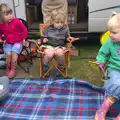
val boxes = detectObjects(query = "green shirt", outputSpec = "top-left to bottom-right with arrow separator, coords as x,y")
96,38 -> 120,71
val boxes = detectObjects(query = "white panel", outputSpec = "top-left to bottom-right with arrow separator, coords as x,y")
88,0 -> 120,12
88,0 -> 120,32
14,0 -> 26,20
89,18 -> 108,32
89,8 -> 120,18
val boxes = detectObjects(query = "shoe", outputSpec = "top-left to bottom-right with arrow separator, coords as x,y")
56,70 -> 61,77
94,110 -> 106,120
8,61 -> 17,78
94,98 -> 114,120
114,113 -> 120,120
56,65 -> 64,77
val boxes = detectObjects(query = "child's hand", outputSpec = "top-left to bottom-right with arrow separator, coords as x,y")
96,62 -> 104,71
0,39 -> 2,43
0,39 -> 6,46
22,39 -> 26,46
0,39 -> 4,44
43,38 -> 48,43
67,36 -> 74,42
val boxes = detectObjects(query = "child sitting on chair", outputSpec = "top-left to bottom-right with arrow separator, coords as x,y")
0,3 -> 28,78
42,9 -> 73,76
95,12 -> 120,120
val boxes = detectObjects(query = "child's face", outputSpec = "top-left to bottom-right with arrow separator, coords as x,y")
3,12 -> 13,23
109,30 -> 120,42
53,20 -> 64,29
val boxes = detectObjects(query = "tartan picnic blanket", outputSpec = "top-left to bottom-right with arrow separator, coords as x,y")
0,78 -> 120,120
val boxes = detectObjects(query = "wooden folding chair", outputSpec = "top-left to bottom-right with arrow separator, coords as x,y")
35,24 -> 80,78
17,18 -> 35,73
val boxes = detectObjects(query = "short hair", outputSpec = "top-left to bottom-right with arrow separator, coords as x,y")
107,13 -> 120,32
50,10 -> 66,25
0,3 -> 12,21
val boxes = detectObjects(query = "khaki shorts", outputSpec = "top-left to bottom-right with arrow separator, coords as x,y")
41,45 -> 66,50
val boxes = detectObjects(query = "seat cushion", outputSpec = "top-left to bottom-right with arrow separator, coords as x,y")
0,76 -> 9,101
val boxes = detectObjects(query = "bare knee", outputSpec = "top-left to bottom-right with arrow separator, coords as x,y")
55,48 -> 64,56
44,49 -> 54,58
6,52 -> 12,58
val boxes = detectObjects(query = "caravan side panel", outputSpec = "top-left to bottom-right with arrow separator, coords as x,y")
88,0 -> 120,32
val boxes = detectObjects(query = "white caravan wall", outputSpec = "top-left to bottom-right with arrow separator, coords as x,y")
88,0 -> 120,32
13,0 -> 26,20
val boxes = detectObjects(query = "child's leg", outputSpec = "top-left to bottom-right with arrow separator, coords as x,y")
54,48 -> 65,76
114,113 -> 120,120
55,48 -> 65,66
5,53 -> 12,75
8,52 -> 18,78
95,69 -> 120,120
44,48 -> 54,65
3,44 -> 12,77
9,43 -> 22,78
94,96 -> 116,120
43,48 -> 54,73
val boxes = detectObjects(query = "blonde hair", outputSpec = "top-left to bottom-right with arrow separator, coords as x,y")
0,3 -> 12,21
50,10 -> 66,25
107,12 -> 120,32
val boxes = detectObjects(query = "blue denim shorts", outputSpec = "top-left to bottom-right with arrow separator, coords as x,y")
104,69 -> 120,100
3,43 -> 23,54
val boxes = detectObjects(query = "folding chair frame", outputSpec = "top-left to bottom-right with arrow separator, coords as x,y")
18,43 -> 33,73
35,24 -> 80,78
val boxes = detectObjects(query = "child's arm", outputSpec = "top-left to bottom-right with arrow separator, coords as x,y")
16,19 -> 28,41
22,39 -> 26,46
0,32 -> 3,43
96,38 -> 111,68
0,39 -> 2,43
65,28 -> 75,45
96,62 -> 105,71
0,35 -> 5,44
41,28 -> 49,43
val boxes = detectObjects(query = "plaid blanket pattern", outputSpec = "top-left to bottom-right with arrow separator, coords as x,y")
0,78 -> 120,120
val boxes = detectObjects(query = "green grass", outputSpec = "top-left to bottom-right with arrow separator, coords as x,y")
6,41 -> 105,87
68,44 -> 104,86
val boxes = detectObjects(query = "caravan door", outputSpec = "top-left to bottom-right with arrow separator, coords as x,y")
88,0 -> 120,32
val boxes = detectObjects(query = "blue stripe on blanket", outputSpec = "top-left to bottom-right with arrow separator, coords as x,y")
0,78 -> 119,120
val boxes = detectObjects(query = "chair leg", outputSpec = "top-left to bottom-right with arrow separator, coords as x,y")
18,47 -> 33,73
65,52 -> 69,78
51,58 -> 66,77
40,53 -> 43,77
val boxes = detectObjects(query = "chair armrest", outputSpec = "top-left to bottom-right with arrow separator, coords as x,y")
64,49 -> 72,54
28,39 -> 45,54
66,37 -> 80,49
70,37 -> 80,43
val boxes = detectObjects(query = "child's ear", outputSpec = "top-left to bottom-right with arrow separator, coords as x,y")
110,12 -> 117,18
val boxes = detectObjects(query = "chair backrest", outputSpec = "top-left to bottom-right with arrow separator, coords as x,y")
39,24 -> 68,37
39,24 -> 49,37
18,18 -> 29,31
39,23 -> 79,49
